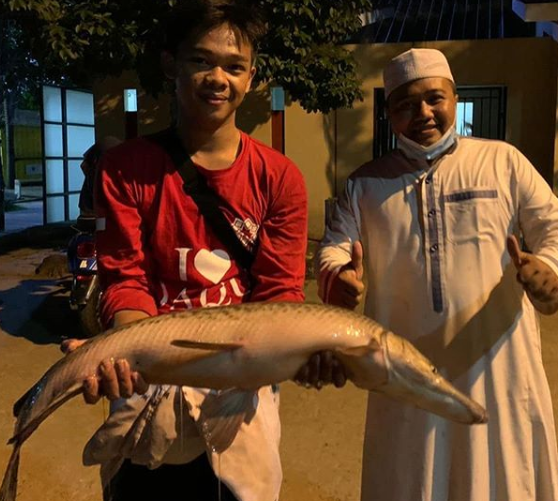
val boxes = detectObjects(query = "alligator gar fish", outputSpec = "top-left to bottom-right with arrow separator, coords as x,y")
1,302 -> 487,500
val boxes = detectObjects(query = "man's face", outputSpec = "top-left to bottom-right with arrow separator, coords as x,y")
164,23 -> 256,129
387,77 -> 458,146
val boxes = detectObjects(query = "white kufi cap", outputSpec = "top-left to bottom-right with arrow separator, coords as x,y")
383,48 -> 454,98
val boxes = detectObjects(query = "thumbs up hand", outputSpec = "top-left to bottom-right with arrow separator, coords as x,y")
350,239 -> 364,281
327,241 -> 365,310
507,235 -> 558,315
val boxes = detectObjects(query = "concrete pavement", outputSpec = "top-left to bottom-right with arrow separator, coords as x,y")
3,201 -> 44,233
1,186 -> 44,234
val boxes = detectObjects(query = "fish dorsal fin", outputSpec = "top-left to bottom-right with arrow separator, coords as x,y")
337,337 -> 382,358
171,340 -> 243,351
197,389 -> 258,454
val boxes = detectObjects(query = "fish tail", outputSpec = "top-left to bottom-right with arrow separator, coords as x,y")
0,442 -> 21,501
11,384 -> 84,445
1,383 -> 84,499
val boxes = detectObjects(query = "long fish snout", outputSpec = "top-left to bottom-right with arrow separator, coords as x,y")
379,332 -> 488,425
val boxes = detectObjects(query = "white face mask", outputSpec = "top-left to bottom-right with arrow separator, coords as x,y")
396,125 -> 457,162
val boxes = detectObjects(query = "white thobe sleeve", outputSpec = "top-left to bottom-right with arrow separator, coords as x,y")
513,148 -> 558,278
315,177 -> 362,302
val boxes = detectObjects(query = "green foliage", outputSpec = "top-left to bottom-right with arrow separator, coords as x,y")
1,0 -> 373,113
255,0 -> 373,112
18,90 -> 40,110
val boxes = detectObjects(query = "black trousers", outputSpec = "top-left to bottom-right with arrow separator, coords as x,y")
103,453 -> 238,501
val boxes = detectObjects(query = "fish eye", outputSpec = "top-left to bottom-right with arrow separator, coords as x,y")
431,367 -> 438,374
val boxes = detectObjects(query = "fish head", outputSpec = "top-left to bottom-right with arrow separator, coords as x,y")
377,332 -> 488,425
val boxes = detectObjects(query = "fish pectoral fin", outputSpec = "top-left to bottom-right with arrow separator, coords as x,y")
107,386 -> 173,462
197,389 -> 258,454
171,340 -> 243,351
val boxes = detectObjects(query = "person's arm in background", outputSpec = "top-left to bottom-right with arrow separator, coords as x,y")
509,147 -> 558,315
62,146 -> 157,402
315,177 -> 365,310
298,177 -> 365,389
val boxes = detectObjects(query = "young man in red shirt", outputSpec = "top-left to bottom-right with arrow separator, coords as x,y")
61,1 -> 324,499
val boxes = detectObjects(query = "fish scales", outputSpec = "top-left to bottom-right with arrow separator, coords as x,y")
1,302 -> 488,501
13,304 -> 365,438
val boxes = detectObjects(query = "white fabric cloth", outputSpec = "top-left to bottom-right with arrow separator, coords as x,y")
397,123 -> 457,162
383,48 -> 454,98
317,136 -> 558,501
83,385 -> 282,501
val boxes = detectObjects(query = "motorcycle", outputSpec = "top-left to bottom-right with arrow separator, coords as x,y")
67,215 -> 103,338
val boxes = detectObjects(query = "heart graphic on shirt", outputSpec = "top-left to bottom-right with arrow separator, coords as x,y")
194,249 -> 232,285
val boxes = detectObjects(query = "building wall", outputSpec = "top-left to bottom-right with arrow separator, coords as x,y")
1,117 -> 43,187
284,107 -> 335,240
337,38 -> 558,189
93,37 -> 558,240
321,38 -> 558,237
13,125 -> 43,184
94,71 -> 171,141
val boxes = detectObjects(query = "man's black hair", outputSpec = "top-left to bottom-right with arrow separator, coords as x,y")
162,0 -> 267,56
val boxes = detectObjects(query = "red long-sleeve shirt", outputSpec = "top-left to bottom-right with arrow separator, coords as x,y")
95,131 -> 307,326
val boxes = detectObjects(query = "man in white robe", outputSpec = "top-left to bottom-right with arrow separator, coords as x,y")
316,48 -> 558,501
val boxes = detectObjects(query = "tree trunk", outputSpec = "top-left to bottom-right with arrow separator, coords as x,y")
0,145 -> 4,232
4,94 -> 17,190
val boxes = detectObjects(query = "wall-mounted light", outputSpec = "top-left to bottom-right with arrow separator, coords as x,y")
123,89 -> 138,113
123,89 -> 138,139
270,86 -> 285,153
271,86 -> 285,111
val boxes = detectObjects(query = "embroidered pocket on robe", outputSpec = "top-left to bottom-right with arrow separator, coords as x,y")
443,188 -> 499,245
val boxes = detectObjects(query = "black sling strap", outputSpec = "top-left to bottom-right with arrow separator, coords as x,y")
147,128 -> 255,271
